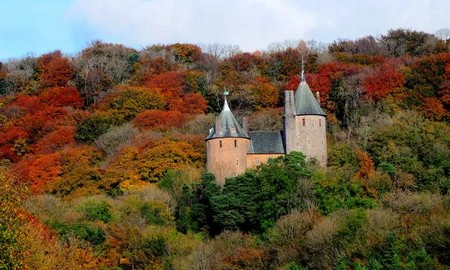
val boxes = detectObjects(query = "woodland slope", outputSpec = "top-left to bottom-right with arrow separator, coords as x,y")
1,28 -> 450,269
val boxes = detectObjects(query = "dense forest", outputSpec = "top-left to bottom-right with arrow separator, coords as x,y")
1,28 -> 450,269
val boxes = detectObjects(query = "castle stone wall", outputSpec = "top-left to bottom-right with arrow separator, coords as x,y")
247,153 -> 284,169
206,137 -> 250,185
294,115 -> 327,166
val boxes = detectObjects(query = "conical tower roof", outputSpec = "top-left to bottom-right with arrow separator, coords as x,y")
294,56 -> 326,116
205,97 -> 249,140
294,80 -> 326,116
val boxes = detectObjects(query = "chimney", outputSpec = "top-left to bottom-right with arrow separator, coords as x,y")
242,117 -> 249,134
284,90 -> 295,117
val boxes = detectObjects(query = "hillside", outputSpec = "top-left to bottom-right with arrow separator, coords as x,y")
1,28 -> 450,269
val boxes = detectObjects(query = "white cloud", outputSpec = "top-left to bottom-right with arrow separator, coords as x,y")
68,0 -> 315,51
67,0 -> 450,52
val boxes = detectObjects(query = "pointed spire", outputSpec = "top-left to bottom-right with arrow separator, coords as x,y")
223,89 -> 231,111
223,97 -> 231,111
301,54 -> 305,82
205,89 -> 249,140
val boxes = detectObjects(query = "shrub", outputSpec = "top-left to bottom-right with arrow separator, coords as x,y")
140,201 -> 174,225
24,194 -> 66,221
420,214 -> 450,264
364,208 -> 401,248
328,142 -> 358,168
303,216 -> 341,269
267,210 -> 320,267
71,223 -> 106,245
76,199 -> 112,223
75,113 -> 115,143
313,168 -> 378,215
94,123 -> 138,155
48,221 -> 106,246
187,231 -> 266,270
158,167 -> 202,199
383,192 -> 442,215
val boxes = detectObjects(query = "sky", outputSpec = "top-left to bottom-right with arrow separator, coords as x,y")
0,0 -> 449,60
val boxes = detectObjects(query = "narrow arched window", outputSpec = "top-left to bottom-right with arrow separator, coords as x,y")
220,140 -> 222,148
319,119 -> 322,126
234,140 -> 237,147
302,118 -> 306,126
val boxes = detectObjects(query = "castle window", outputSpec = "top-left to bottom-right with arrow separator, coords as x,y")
302,118 -> 305,126
220,140 -> 222,148
236,160 -> 239,165
319,119 -> 322,127
255,158 -> 260,165
234,140 -> 237,147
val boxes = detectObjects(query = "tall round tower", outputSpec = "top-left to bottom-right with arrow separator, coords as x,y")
291,64 -> 327,166
205,96 -> 250,185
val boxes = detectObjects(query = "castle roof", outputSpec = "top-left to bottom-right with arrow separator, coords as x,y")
205,97 -> 249,140
294,81 -> 326,116
248,131 -> 285,154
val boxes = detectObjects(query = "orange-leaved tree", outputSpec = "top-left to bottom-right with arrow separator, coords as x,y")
133,110 -> 191,130
362,66 -> 405,100
33,126 -> 77,154
37,50 -> 73,88
12,152 -> 62,193
39,87 -> 84,108
355,149 -> 377,197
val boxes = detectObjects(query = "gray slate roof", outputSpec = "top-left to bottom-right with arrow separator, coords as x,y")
248,131 -> 285,154
205,98 -> 249,140
294,81 -> 326,116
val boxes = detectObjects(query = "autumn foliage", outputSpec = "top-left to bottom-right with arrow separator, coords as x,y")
133,110 -> 190,130
37,50 -> 73,88
1,29 -> 450,269
39,87 -> 83,108
13,152 -> 62,193
33,126 -> 76,154
362,67 -> 405,100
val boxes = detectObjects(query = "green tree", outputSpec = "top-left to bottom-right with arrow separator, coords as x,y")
175,173 -> 220,234
75,113 -> 115,143
178,152 -> 312,235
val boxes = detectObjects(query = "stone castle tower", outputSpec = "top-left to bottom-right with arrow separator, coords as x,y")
284,67 -> 327,166
205,96 -> 251,185
206,64 -> 327,183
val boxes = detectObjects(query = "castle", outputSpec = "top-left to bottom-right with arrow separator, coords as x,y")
205,68 -> 327,184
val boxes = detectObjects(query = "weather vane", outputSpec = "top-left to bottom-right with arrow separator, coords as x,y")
224,89 -> 230,96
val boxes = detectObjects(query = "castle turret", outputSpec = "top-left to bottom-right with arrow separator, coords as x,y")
292,70 -> 327,166
205,95 -> 250,185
